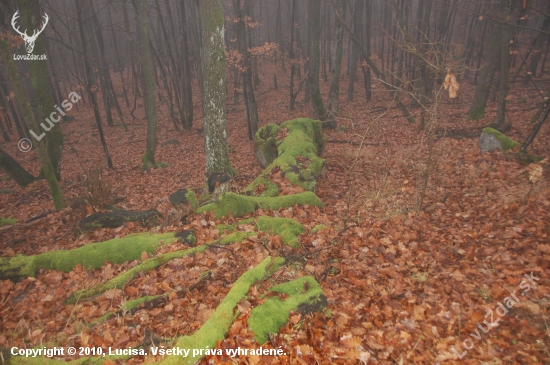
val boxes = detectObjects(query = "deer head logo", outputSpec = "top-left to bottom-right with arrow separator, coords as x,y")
11,11 -> 49,54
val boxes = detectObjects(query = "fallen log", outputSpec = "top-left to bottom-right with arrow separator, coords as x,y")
79,208 -> 163,232
64,231 -> 253,304
0,232 -> 178,281
249,118 -> 326,196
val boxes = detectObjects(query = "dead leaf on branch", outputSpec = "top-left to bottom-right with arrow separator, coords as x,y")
444,72 -> 459,99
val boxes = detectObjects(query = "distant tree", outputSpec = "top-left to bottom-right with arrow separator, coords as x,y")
75,0 -> 113,169
466,6 -> 500,121
135,0 -> 158,169
327,0 -> 347,119
199,0 -> 233,192
308,0 -> 327,121
494,0 -> 513,132
232,0 -> 259,140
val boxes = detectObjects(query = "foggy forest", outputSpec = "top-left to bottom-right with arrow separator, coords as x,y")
0,0 -> 549,363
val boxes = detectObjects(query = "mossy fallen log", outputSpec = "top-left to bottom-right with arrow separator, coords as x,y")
159,256 -> 285,365
196,192 -> 322,219
79,208 -> 163,232
0,233 -> 177,281
248,118 -> 326,196
65,232 -> 254,304
248,276 -> 327,344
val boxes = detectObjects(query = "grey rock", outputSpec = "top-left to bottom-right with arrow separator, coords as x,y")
479,130 -> 503,154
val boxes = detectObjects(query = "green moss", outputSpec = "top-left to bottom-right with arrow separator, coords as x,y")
215,218 -> 255,233
482,127 -> 520,150
196,192 -> 323,219
245,175 -> 280,197
185,189 -> 199,211
247,118 -> 326,195
0,217 -> 17,227
65,231 -> 254,304
159,256 -> 285,365
256,216 -> 304,248
0,233 -> 177,281
311,224 -> 327,233
248,276 -> 327,344
466,106 -> 486,121
141,149 -> 156,170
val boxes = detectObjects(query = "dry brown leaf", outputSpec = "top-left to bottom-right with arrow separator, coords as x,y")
444,72 -> 460,98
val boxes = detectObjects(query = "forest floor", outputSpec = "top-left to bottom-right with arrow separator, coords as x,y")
1,63 -> 550,364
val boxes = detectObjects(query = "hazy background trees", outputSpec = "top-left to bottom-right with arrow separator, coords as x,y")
1,0 -> 550,206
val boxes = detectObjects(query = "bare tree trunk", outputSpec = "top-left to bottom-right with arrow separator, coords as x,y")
233,0 -> 259,140
199,0 -> 233,184
135,0 -> 158,169
327,0 -> 347,119
467,14 -> 500,121
308,0 -> 328,121
494,0 -> 512,132
347,0 -> 364,101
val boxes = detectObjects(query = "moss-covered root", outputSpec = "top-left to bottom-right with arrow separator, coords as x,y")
0,233 -> 177,282
159,256 -> 285,365
248,276 -> 327,344
257,216 -> 304,248
196,192 -> 322,219
0,349 -> 131,365
247,118 -> 326,196
65,232 -> 254,304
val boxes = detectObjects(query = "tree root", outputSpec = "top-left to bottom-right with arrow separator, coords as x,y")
64,232 -> 254,304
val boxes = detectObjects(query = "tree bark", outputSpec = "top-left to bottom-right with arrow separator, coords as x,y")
233,0 -> 260,140
308,0 -> 328,121
467,17 -> 501,121
327,0 -> 347,119
347,0 -> 364,101
494,0 -> 513,131
199,0 -> 233,189
136,0 -> 158,169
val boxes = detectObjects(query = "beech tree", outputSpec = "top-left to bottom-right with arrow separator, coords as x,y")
307,0 -> 327,121
135,0 -> 158,169
199,0 -> 232,192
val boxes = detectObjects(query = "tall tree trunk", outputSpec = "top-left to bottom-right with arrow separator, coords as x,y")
308,0 -> 328,121
467,16 -> 501,121
17,0 -> 63,181
347,0 -> 364,101
327,0 -> 347,119
178,1 -> 194,130
199,0 -> 233,186
494,0 -> 512,131
135,0 -> 158,169
233,0 -> 259,140
0,40 -> 64,207
524,11 -> 550,83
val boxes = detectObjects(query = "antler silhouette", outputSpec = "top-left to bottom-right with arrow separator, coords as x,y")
11,11 -> 49,54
